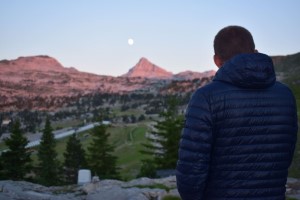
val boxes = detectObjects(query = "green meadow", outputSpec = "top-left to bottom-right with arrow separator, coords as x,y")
27,122 -> 150,180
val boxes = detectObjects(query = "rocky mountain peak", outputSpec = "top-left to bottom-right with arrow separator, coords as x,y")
0,55 -> 219,111
0,55 -> 64,72
122,57 -> 173,79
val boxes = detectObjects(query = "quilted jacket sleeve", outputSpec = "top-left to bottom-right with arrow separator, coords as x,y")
176,89 -> 213,200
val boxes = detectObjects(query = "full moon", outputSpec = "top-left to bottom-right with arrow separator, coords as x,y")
128,38 -> 134,46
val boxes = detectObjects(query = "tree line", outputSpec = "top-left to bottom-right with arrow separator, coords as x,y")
0,117 -> 119,186
0,97 -> 184,185
1,92 -> 190,135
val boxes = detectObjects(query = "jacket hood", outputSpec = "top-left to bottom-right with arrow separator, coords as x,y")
213,53 -> 276,88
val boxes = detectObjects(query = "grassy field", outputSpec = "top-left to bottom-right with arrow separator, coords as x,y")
1,94 -> 299,180
78,123 -> 151,180
109,124 -> 150,180
51,118 -> 84,130
27,122 -> 150,180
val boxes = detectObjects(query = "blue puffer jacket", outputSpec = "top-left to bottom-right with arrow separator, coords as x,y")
176,53 -> 298,200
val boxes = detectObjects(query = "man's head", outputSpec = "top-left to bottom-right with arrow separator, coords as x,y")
213,25 -> 256,67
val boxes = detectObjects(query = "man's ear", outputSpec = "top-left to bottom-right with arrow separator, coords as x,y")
214,55 -> 223,68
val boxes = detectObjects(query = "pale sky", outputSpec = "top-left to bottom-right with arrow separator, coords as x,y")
1,0 -> 300,76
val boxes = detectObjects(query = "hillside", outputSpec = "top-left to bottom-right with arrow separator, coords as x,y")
173,70 -> 216,80
272,52 -> 300,111
1,53 -> 299,112
0,55 -> 214,111
272,52 -> 300,85
0,53 -> 299,198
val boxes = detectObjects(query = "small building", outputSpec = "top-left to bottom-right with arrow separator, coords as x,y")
1,119 -> 11,126
102,120 -> 111,125
77,169 -> 91,185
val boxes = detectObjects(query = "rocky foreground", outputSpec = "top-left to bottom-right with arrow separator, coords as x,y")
1,176 -> 300,200
0,176 -> 179,200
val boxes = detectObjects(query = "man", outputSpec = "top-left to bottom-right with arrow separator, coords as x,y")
176,26 -> 298,200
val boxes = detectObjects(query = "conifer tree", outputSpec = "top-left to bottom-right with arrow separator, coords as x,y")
87,125 -> 119,179
0,120 -> 32,180
0,157 -> 3,180
136,159 -> 157,178
36,117 -> 60,186
141,98 -> 184,170
63,134 -> 86,184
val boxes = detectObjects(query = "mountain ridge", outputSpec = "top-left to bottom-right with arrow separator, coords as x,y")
1,52 -> 299,111
0,55 -> 216,111
0,55 -> 64,71
0,55 -> 214,79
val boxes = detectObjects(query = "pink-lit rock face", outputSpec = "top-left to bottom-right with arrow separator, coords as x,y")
0,55 -> 215,111
0,55 -> 65,72
122,57 -> 216,80
0,56 -> 104,95
122,57 -> 173,79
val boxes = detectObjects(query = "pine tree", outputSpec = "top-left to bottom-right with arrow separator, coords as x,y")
0,157 -> 3,180
87,125 -> 119,179
63,134 -> 86,184
141,98 -> 184,170
36,117 -> 60,186
136,159 -> 157,178
0,120 -> 32,180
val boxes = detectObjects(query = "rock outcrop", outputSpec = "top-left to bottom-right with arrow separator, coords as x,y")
174,70 -> 216,80
0,55 -> 216,111
1,176 -> 300,200
0,176 -> 180,200
122,57 -> 173,79
0,55 -> 65,72
122,57 -> 216,80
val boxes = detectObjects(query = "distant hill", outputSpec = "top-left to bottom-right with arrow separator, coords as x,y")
0,55 -> 214,111
272,52 -> 300,112
0,55 -> 70,72
1,53 -> 298,112
272,52 -> 300,85
174,70 -> 216,80
0,55 -> 113,96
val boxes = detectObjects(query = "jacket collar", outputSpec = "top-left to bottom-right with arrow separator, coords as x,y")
213,53 -> 276,88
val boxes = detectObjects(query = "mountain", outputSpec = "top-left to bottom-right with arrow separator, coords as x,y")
174,70 -> 216,80
0,55 -> 67,72
122,57 -> 173,79
0,55 -> 215,111
272,52 -> 300,85
0,55 -> 107,96
0,55 -> 153,110
122,57 -> 216,80
271,52 -> 300,112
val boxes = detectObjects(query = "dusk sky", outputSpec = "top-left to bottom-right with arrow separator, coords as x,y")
1,0 -> 300,76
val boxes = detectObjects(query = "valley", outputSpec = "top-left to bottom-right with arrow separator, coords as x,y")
0,52 -> 299,181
